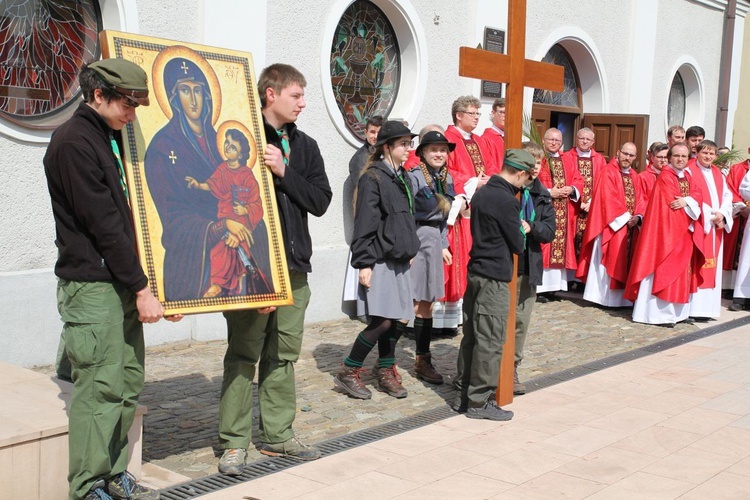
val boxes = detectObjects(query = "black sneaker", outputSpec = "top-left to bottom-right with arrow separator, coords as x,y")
729,300 -> 745,312
466,400 -> 514,421
107,471 -> 159,500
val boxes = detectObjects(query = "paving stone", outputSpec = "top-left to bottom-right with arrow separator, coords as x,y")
33,292 -> 719,479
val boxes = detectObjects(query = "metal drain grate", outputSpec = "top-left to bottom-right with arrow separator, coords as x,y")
159,315 -> 750,498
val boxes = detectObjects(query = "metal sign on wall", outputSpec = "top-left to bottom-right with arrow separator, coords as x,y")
481,27 -> 506,99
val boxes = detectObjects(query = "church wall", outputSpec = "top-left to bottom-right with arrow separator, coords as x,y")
262,0 -> 475,325
0,0 -> 744,367
733,17 -> 750,151
650,0 -> 725,143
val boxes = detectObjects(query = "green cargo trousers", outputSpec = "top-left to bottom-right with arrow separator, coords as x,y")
454,273 -> 510,408
57,279 -> 144,500
515,274 -> 536,364
219,271 -> 311,448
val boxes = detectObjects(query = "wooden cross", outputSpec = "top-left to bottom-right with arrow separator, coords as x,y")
458,0 -> 564,406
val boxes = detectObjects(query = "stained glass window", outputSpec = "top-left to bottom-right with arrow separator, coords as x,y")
0,0 -> 101,127
533,45 -> 579,108
667,72 -> 686,127
330,0 -> 400,141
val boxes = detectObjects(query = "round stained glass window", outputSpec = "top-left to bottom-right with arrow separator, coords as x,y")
0,0 -> 102,128
533,45 -> 579,108
330,0 -> 400,141
667,72 -> 686,127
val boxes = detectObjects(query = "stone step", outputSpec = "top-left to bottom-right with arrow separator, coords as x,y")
0,361 -> 146,499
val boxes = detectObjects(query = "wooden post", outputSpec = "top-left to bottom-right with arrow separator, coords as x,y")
458,0 -> 564,405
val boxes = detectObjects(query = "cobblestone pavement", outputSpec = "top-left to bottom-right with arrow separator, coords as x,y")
37,292 -> 736,480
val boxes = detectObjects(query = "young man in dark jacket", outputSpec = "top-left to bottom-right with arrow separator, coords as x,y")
44,58 -> 173,500
218,64 -> 332,474
453,149 -> 532,421
514,142 -> 556,394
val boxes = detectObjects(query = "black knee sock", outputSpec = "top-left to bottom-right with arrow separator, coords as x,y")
377,321 -> 403,367
414,317 -> 432,355
344,317 -> 392,367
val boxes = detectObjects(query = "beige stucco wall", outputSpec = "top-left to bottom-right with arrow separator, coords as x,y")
732,14 -> 750,154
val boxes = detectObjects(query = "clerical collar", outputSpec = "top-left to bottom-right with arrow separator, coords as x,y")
491,125 -> 505,136
620,166 -> 631,174
547,151 -> 560,158
696,160 -> 710,169
575,148 -> 592,157
649,165 -> 660,174
669,165 -> 686,178
457,127 -> 473,140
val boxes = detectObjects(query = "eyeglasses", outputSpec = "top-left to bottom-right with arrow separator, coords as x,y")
577,137 -> 594,143
493,110 -> 506,115
397,140 -> 414,149
654,155 -> 668,161
461,111 -> 482,118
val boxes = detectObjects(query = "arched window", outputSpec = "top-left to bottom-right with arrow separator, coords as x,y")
329,0 -> 400,141
531,44 -> 582,149
533,45 -> 580,109
0,1 -> 102,130
667,72 -> 686,127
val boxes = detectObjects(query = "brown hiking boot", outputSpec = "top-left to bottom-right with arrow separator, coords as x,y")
373,362 -> 402,383
513,364 -> 526,395
334,366 -> 372,399
414,353 -> 444,385
376,365 -> 408,398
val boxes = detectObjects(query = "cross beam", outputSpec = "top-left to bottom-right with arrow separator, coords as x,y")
458,0 -> 564,406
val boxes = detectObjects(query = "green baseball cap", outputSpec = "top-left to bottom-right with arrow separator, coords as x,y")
89,58 -> 150,106
503,149 -> 534,171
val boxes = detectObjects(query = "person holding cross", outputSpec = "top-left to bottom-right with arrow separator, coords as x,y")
453,149 -> 531,420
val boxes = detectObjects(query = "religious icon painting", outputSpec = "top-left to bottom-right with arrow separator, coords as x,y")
100,30 -> 292,315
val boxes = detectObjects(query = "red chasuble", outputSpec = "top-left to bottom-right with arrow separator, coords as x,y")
723,161 -> 750,273
637,166 -> 659,207
480,127 -> 504,175
442,125 -> 493,302
575,160 -> 645,289
625,168 -> 705,304
687,159 -> 727,289
561,148 -> 607,257
539,155 -> 585,271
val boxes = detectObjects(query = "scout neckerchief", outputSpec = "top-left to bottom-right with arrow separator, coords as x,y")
277,127 -> 290,166
109,133 -> 129,200
520,186 -> 535,248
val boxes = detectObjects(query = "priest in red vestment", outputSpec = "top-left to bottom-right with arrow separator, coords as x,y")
561,127 -> 607,261
625,143 -> 704,325
480,97 -> 506,174
576,143 -> 646,307
439,96 -> 496,335
723,155 -> 750,307
686,140 -> 733,319
638,142 -> 669,207
537,127 -> 584,297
